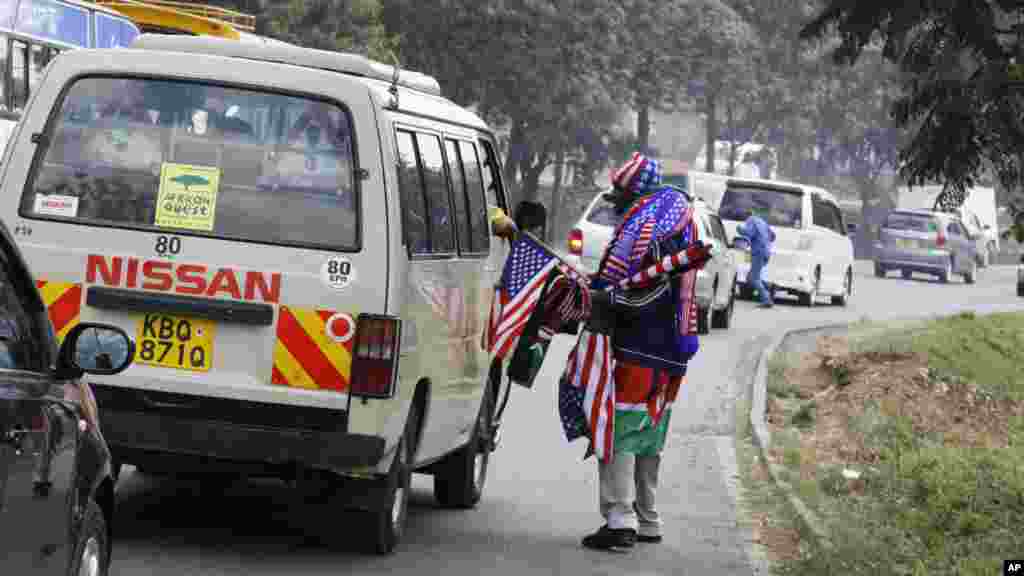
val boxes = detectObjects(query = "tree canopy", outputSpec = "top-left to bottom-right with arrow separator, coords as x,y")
800,0 -> 1024,214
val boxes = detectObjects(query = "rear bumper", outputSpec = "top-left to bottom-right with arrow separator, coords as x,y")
875,246 -> 951,274
92,384 -> 385,474
737,256 -> 816,294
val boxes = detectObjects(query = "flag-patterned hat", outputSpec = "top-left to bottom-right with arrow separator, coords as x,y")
610,152 -> 662,197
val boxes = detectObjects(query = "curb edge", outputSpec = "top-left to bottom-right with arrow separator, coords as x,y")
747,323 -> 854,552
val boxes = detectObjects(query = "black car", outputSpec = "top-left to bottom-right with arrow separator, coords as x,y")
0,221 -> 136,576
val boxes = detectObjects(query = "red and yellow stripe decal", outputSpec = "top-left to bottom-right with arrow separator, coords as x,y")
272,306 -> 353,392
35,280 -> 82,344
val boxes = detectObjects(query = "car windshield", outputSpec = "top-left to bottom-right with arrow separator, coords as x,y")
718,185 -> 803,228
21,76 -> 359,250
884,212 -> 938,232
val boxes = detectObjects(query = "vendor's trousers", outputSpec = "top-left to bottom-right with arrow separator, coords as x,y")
598,452 -> 662,537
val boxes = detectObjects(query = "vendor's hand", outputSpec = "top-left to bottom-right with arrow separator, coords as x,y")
490,209 -> 518,239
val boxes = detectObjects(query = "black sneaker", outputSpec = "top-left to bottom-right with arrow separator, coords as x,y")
582,525 -> 637,550
637,534 -> 662,543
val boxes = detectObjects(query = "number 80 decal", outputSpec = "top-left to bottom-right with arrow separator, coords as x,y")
321,256 -> 356,291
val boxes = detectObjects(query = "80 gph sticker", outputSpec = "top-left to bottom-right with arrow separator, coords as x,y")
321,256 -> 356,291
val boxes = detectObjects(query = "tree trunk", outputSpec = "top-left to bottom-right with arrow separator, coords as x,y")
548,147 -> 566,243
854,175 -> 878,259
704,93 -> 718,173
519,144 -> 552,204
504,121 -> 525,200
636,102 -> 651,156
727,101 -> 737,176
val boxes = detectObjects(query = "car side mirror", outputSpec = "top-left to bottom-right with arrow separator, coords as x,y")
55,323 -> 136,380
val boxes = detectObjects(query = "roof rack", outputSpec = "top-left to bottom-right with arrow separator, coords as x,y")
94,0 -> 256,32
129,34 -> 443,96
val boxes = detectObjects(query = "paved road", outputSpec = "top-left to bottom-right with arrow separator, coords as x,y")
108,262 -> 1023,575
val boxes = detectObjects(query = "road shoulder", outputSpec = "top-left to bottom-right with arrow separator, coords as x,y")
739,312 -> 1024,575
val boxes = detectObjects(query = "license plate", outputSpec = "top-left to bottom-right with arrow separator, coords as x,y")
896,238 -> 915,249
740,251 -> 751,263
135,313 -> 215,372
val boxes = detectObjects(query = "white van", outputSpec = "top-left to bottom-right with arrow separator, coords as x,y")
0,34 -> 518,554
719,177 -> 854,306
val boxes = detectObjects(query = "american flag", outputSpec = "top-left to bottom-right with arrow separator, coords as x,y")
488,235 -> 560,360
561,325 -> 615,462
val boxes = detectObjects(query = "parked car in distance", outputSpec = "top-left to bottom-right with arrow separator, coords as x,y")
565,187 -> 739,333
896,184 -> 999,267
873,209 -> 978,284
0,219 -> 137,576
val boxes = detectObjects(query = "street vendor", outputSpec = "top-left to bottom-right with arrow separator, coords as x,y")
571,152 -> 713,551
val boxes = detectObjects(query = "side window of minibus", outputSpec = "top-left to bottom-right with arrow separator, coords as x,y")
395,130 -> 430,255
459,140 -> 490,255
478,139 -> 508,213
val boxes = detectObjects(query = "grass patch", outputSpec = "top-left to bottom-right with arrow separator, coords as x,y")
855,311 -> 1024,402
768,352 -> 804,399
790,401 -> 816,429
740,311 -> 1024,575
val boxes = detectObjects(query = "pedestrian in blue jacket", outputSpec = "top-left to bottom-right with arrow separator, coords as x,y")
738,206 -> 775,308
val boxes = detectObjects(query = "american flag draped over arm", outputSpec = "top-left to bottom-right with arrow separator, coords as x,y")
486,234 -> 589,361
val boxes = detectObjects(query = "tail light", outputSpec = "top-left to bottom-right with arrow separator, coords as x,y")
568,228 -> 583,255
350,314 -> 401,398
935,232 -> 946,248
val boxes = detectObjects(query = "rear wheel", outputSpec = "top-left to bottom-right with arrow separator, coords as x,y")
369,404 -> 418,555
434,380 -> 494,509
831,268 -> 852,306
711,281 -> 735,329
964,257 -> 977,284
901,269 -> 912,280
939,257 -> 952,284
696,301 -> 712,334
738,283 -> 755,300
1018,281 -> 1024,297
873,261 -> 885,278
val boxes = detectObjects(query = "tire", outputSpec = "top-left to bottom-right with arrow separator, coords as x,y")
68,499 -> 108,576
696,305 -> 711,334
1018,281 -> 1024,297
369,405 -> 418,555
110,456 -> 122,485
831,268 -> 852,306
901,269 -> 912,280
434,379 -> 493,509
711,281 -> 736,329
738,284 -> 755,300
873,261 -> 885,278
964,256 -> 977,284
798,269 -> 819,307
939,257 -> 952,284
